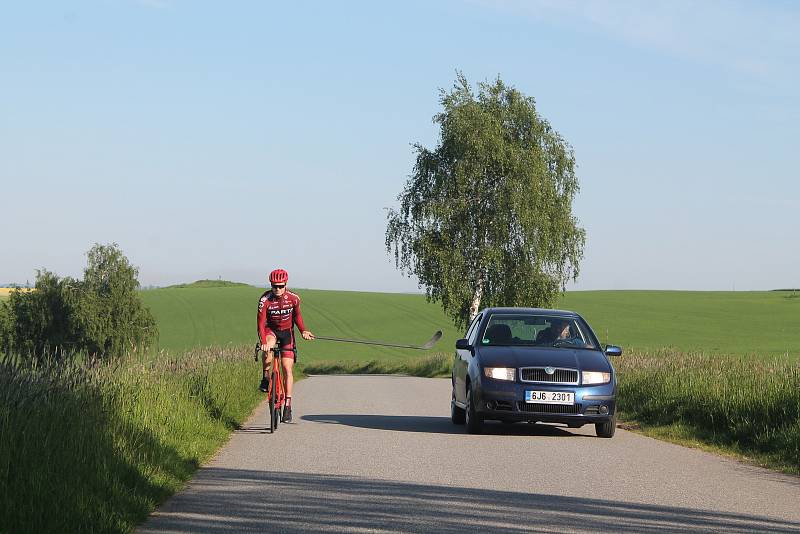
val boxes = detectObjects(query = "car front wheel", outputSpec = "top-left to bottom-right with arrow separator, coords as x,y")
465,384 -> 483,434
595,414 -> 617,438
451,389 -> 465,425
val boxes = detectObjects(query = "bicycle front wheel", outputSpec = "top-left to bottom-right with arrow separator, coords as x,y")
268,375 -> 276,434
270,368 -> 279,432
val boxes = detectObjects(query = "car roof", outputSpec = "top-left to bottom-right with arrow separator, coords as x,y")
479,307 -> 581,318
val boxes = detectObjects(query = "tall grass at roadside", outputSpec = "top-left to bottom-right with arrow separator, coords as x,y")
615,351 -> 799,472
0,345 -> 261,533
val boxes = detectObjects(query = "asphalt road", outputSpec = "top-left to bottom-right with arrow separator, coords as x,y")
139,375 -> 800,533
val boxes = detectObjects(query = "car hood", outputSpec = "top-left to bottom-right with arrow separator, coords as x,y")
477,346 -> 611,372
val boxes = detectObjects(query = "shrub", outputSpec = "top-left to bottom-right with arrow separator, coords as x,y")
0,270 -> 79,357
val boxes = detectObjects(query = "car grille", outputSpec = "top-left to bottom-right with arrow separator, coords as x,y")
520,367 -> 578,384
517,402 -> 582,414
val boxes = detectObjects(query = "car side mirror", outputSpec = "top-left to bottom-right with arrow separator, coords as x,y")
604,345 -> 622,357
455,338 -> 472,351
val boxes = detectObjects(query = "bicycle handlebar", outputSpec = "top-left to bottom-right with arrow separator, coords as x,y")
253,342 -> 292,361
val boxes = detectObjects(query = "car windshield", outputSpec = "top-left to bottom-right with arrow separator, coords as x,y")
480,314 -> 597,349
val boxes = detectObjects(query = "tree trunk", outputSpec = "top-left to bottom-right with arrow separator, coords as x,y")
468,277 -> 484,321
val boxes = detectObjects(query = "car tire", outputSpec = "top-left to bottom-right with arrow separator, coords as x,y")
451,390 -> 466,424
465,384 -> 483,435
595,415 -> 617,438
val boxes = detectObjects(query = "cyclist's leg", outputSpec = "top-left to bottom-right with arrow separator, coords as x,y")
272,329 -> 294,396
260,332 -> 277,391
275,329 -> 296,397
281,353 -> 295,398
280,352 -> 295,422
262,333 -> 277,375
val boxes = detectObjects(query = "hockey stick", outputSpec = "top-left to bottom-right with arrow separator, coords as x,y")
315,330 -> 443,350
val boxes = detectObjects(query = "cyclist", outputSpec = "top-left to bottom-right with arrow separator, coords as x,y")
257,268 -> 314,423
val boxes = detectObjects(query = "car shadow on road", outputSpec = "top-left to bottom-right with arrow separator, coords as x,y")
139,468 -> 800,533
301,413 -> 591,437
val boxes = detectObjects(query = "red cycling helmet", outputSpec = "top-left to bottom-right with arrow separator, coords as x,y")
269,269 -> 289,285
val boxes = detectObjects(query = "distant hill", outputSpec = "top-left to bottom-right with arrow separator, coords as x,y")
165,280 -> 253,289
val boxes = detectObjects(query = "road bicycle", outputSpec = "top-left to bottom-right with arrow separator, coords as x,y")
254,341 -> 289,433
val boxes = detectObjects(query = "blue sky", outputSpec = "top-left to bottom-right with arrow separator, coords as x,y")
1,0 -> 798,292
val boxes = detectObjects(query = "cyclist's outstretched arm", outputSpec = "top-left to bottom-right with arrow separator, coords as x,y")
293,299 -> 314,340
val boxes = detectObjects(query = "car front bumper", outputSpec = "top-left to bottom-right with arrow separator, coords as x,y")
477,377 -> 616,425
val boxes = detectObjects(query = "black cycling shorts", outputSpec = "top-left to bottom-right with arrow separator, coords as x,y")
266,328 -> 296,361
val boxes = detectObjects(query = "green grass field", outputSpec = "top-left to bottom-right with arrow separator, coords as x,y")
140,285 -> 464,361
559,290 -> 800,357
140,284 -> 800,359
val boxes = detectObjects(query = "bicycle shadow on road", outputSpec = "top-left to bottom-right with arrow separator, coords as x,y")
234,426 -> 273,434
139,468 -> 800,533
301,413 -> 589,437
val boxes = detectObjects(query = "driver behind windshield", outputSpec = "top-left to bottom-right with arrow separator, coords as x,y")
535,318 -> 572,345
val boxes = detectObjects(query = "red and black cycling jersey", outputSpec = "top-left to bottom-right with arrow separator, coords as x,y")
256,289 -> 307,345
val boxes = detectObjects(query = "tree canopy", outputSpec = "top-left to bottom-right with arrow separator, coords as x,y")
71,243 -> 158,357
386,73 -> 585,329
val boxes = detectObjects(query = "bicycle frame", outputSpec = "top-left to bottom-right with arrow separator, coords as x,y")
269,346 -> 288,433
254,340 -> 292,433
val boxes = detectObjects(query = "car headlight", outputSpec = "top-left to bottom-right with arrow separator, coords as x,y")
582,371 -> 611,385
483,367 -> 516,381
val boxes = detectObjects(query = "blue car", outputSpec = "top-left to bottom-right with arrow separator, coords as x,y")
451,308 -> 622,437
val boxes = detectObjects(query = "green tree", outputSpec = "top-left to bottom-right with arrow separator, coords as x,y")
70,243 -> 157,357
386,74 -> 585,329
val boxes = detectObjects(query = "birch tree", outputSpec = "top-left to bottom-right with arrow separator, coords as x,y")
386,73 -> 585,329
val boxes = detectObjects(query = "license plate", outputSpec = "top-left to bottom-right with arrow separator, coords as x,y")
525,390 -> 575,405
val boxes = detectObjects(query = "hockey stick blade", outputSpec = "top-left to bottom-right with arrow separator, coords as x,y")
420,330 -> 443,349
